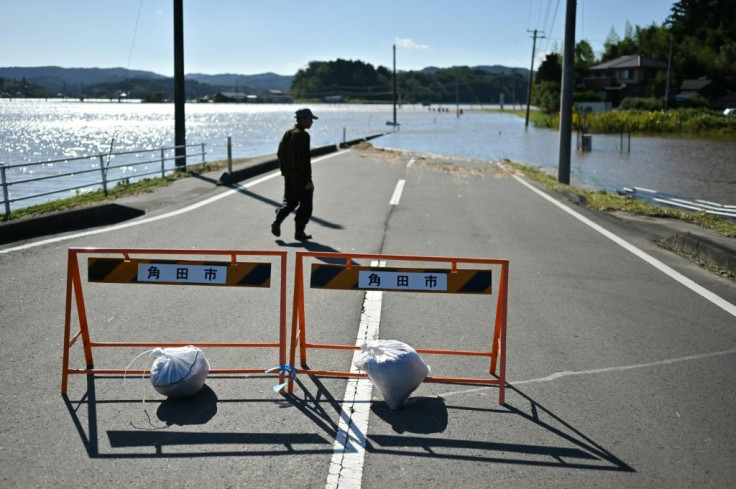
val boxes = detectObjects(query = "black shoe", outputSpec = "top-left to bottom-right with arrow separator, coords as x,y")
294,232 -> 312,241
271,222 -> 281,237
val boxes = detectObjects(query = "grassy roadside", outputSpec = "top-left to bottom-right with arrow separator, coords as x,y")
508,162 -> 736,238
2,158 -> 242,222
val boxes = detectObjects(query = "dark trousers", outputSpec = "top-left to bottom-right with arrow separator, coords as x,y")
274,177 -> 313,232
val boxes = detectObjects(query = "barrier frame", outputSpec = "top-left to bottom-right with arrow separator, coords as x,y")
287,251 -> 509,404
61,247 -> 288,395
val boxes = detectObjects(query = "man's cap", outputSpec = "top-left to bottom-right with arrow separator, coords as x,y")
295,108 -> 318,120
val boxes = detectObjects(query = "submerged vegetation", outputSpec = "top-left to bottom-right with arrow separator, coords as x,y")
531,108 -> 736,136
509,163 -> 736,238
489,106 -> 736,137
578,109 -> 736,135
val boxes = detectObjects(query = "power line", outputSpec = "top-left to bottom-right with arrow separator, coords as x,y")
543,0 -> 562,53
125,0 -> 145,72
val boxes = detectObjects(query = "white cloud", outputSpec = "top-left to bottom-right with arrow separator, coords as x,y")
395,37 -> 429,50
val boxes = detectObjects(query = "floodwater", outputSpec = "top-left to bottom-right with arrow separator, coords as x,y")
376,109 -> 736,204
1,99 -> 734,211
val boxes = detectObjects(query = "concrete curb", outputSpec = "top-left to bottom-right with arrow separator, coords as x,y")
0,203 -> 145,244
660,233 -> 736,276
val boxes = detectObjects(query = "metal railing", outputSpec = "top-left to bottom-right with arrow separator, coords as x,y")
1,143 -> 206,217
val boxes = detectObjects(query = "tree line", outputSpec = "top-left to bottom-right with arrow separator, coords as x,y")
0,77 -> 49,98
289,59 -> 530,106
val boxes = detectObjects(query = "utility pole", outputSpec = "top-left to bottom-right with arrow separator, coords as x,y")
665,37 -> 673,109
525,29 -> 544,127
173,0 -> 186,168
456,77 -> 460,117
393,44 -> 397,127
557,0 -> 576,185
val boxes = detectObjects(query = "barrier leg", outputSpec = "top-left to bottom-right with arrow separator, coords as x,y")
61,251 -> 75,395
278,254 -> 288,392
498,263 -> 509,405
296,257 -> 308,366
70,252 -> 94,368
288,255 -> 303,394
490,263 -> 506,376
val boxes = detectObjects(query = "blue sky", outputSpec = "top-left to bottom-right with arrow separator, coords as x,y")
1,0 -> 676,75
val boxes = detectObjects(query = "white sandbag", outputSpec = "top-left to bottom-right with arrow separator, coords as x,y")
353,339 -> 430,410
150,345 -> 210,398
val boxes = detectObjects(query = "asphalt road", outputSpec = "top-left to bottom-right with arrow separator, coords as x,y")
1,146 -> 735,489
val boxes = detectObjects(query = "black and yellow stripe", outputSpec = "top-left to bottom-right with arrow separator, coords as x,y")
309,264 -> 492,294
87,258 -> 271,287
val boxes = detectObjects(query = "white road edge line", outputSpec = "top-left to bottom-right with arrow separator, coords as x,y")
389,179 -> 406,206
0,152 -> 343,254
326,260 -> 385,489
513,175 -> 736,318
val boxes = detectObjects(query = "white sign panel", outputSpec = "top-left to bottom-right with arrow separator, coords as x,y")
137,263 -> 228,285
358,271 -> 447,291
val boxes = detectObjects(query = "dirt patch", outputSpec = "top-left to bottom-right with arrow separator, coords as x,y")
352,141 -> 405,164
351,141 -> 510,179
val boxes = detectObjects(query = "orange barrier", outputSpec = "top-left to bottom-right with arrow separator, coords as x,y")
287,252 -> 509,404
61,247 -> 288,395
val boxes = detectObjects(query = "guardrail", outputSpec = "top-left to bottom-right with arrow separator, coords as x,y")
1,143 -> 206,217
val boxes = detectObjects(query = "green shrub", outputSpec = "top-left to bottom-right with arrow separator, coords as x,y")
583,108 -> 736,134
618,97 -> 663,111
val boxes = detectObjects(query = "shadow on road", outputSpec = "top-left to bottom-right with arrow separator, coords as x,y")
230,183 -> 344,232
286,376 -> 635,472
62,372 -> 633,472
62,376 -> 331,459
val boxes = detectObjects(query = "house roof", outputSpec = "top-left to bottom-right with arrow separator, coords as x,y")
590,55 -> 667,71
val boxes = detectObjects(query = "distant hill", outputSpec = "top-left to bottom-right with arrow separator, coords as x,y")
476,65 -> 530,76
0,66 -> 166,95
0,66 -> 292,96
420,65 -> 530,77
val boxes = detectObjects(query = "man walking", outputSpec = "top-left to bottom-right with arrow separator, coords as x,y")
271,108 -> 318,240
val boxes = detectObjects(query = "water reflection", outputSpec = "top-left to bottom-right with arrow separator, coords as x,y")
1,100 -> 734,210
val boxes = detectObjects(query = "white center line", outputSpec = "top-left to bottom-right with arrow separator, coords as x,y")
389,179 -> 406,206
326,261 -> 385,489
326,175 -> 407,488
